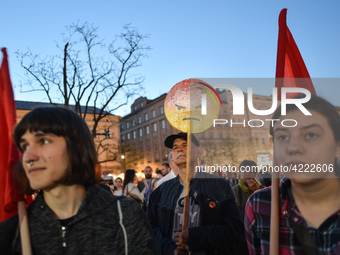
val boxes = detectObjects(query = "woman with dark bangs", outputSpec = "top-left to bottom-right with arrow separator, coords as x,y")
245,95 -> 340,255
0,106 -> 156,255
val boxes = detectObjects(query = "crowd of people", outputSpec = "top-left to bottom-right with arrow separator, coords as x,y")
0,94 -> 340,254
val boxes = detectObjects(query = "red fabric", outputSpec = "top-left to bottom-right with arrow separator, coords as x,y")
0,48 -> 23,222
275,9 -> 317,100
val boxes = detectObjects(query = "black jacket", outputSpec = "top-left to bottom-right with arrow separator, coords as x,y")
147,173 -> 248,255
0,185 -> 157,255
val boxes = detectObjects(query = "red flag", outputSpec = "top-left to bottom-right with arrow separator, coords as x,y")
0,48 -> 24,222
275,9 -> 317,100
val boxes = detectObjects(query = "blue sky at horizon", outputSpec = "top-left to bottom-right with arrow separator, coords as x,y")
1,1 -> 340,116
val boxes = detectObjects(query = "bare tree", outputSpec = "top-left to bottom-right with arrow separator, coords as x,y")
16,23 -> 150,166
119,142 -> 144,172
16,22 -> 150,138
222,138 -> 240,166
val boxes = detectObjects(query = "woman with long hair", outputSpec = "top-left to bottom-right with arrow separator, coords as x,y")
123,169 -> 147,204
0,106 -> 156,255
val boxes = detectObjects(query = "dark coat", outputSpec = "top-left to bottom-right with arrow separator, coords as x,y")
0,185 -> 157,255
147,173 -> 248,255
232,184 -> 253,222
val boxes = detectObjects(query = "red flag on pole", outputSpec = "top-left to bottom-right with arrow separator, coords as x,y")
271,9 -> 318,255
0,48 -> 24,222
275,8 -> 317,100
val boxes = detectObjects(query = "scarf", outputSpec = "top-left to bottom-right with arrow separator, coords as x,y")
238,179 -> 254,194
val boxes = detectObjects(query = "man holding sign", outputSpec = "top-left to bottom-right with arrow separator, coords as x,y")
148,132 -> 247,255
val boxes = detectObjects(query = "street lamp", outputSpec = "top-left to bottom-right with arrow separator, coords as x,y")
121,154 -> 126,172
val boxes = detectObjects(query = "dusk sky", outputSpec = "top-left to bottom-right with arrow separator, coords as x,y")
1,0 -> 339,116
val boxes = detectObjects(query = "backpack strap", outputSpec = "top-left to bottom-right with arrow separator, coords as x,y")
290,220 -> 320,255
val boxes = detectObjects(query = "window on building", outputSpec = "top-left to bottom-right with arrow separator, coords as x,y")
146,126 -> 150,134
161,120 -> 165,129
139,128 -> 143,137
155,151 -> 160,162
141,103 -> 144,107
147,151 -> 152,163
152,110 -> 156,118
104,128 -> 110,139
138,117 -> 142,124
132,119 -> 135,127
121,135 -> 124,141
153,123 -> 157,132
127,133 -> 130,140
145,113 -> 148,121
133,131 -> 136,139
160,106 -> 164,114
126,122 -> 130,129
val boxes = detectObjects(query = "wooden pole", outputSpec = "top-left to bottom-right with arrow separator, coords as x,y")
182,126 -> 191,231
269,171 -> 280,255
18,200 -> 32,255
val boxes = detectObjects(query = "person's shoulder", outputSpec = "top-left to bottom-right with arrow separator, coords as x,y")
247,187 -> 272,210
232,183 -> 241,193
151,176 -> 179,198
0,214 -> 19,251
115,195 -> 145,217
159,175 -> 179,188
197,172 -> 232,186
87,185 -> 118,206
0,214 -> 19,232
157,172 -> 176,188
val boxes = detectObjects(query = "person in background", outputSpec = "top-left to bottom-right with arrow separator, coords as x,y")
232,160 -> 262,222
148,132 -> 247,255
245,95 -> 340,254
161,163 -> 171,177
156,152 -> 179,188
151,177 -> 160,191
113,177 -> 123,196
123,169 -> 147,206
0,106 -> 156,255
155,169 -> 163,178
138,166 -> 153,210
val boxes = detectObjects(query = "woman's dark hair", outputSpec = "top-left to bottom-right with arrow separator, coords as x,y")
13,106 -> 100,194
270,95 -> 340,142
123,169 -> 136,192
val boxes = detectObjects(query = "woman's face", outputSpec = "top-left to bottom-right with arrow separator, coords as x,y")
273,110 -> 340,182
20,130 -> 70,191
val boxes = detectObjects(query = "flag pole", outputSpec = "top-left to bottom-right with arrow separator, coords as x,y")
18,201 -> 32,255
269,170 -> 279,255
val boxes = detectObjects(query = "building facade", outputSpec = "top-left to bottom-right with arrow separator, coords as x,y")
119,94 -> 177,172
120,90 -> 276,175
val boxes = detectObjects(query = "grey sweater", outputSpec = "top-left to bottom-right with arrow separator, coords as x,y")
0,185 -> 157,255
